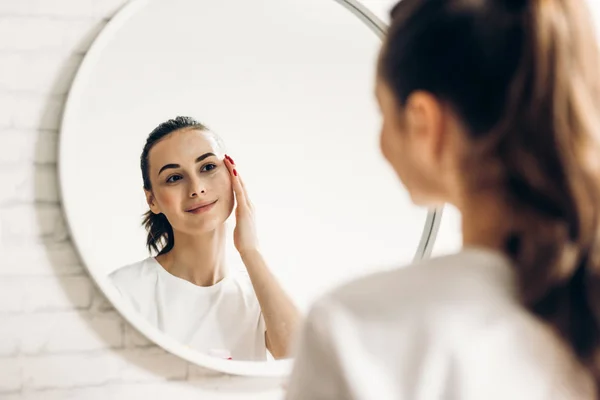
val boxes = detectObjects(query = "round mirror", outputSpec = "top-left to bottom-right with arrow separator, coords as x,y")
59,0 -> 443,376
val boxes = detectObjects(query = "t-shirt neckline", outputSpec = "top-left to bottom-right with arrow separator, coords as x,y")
148,256 -> 232,292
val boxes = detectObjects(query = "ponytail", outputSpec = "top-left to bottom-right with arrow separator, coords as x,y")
142,210 -> 174,255
498,0 -> 600,386
381,0 -> 600,392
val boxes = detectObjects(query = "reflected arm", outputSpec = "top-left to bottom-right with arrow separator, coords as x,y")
239,249 -> 302,359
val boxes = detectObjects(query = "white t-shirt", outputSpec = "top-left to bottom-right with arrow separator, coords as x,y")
285,247 -> 592,400
109,257 -> 267,361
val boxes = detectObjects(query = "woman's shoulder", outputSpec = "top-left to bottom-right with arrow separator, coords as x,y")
316,247 -> 517,326
108,257 -> 157,289
228,269 -> 261,301
298,250 -> 591,398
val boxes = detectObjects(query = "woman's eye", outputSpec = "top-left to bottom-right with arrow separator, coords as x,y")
166,175 -> 182,183
201,163 -> 217,172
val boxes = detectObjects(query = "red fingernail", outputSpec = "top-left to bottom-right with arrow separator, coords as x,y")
228,156 -> 235,165
233,168 -> 238,176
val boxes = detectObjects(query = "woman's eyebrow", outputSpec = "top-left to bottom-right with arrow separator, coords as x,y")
158,152 -> 216,176
195,152 -> 216,163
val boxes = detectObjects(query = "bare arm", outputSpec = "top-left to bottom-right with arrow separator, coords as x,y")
240,249 -> 301,359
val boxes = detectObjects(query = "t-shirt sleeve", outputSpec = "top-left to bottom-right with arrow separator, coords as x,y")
106,265 -> 142,313
284,298 -> 354,400
107,269 -> 129,301
259,310 -> 267,333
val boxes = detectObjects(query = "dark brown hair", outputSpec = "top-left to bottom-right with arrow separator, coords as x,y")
141,116 -> 209,255
380,0 -> 600,392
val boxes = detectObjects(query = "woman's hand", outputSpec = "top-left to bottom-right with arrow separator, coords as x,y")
224,155 -> 259,255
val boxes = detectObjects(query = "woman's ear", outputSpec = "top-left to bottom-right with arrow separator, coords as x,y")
145,189 -> 160,214
405,91 -> 445,166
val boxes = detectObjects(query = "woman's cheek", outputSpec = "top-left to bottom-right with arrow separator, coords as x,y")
219,179 -> 235,205
215,169 -> 231,190
156,189 -> 177,211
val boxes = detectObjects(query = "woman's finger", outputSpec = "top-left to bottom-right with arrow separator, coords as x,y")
237,173 -> 254,210
236,173 -> 253,208
226,156 -> 251,208
225,156 -> 251,206
224,155 -> 247,206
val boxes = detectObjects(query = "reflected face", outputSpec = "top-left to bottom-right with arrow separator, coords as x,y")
145,129 -> 234,234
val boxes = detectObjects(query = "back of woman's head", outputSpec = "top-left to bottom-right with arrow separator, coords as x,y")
380,0 -> 600,393
140,116 -> 210,255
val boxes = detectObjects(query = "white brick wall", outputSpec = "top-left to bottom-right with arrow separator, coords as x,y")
0,0 -> 284,398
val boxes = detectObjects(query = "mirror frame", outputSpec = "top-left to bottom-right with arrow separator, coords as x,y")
58,0 -> 444,377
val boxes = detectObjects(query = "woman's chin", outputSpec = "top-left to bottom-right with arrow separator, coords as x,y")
184,216 -> 227,234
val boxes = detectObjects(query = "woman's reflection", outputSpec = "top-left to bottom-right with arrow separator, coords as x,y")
109,116 -> 300,361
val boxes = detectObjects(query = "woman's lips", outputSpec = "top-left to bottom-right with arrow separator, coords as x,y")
186,200 -> 217,214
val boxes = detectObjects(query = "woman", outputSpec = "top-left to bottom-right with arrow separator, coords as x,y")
109,116 -> 300,361
286,0 -> 600,398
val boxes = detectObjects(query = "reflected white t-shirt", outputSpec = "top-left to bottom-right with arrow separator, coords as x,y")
109,257 -> 267,361
286,248 -> 592,400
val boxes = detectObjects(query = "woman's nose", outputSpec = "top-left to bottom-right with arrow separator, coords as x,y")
189,178 -> 206,197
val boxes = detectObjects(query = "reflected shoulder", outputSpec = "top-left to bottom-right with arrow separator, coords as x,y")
108,257 -> 154,287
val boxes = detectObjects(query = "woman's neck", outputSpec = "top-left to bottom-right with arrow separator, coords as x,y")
156,225 -> 227,287
456,190 -> 512,252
